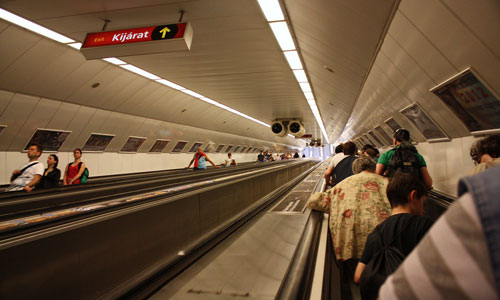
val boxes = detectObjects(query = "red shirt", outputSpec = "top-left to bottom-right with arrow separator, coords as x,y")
194,152 -> 206,168
67,163 -> 81,184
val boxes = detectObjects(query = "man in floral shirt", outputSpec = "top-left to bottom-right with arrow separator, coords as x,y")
308,156 -> 391,298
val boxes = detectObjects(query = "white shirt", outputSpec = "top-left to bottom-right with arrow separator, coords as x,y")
7,161 -> 44,191
328,153 -> 346,168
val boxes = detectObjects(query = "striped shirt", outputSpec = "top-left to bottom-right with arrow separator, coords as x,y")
379,192 -> 498,300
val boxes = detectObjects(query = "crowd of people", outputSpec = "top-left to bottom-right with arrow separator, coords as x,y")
6,146 -> 88,192
310,130 -> 500,299
7,145 -> 303,191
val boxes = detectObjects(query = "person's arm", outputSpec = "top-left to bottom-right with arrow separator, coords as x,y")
206,157 -> 220,168
10,169 -> 21,182
375,163 -> 385,175
186,158 -> 195,169
24,174 -> 41,192
354,262 -> 366,284
420,166 -> 433,190
324,166 -> 333,179
63,164 -> 69,185
69,162 -> 85,184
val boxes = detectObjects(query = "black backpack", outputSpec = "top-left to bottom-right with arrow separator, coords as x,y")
359,216 -> 416,300
386,143 -> 421,179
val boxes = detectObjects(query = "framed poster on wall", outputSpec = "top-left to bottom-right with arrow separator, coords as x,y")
375,126 -> 393,145
400,103 -> 449,142
430,68 -> 500,135
83,133 -> 115,152
171,141 -> 188,153
225,145 -> 233,153
120,136 -> 146,153
204,143 -> 216,153
188,142 -> 203,152
215,144 -> 225,153
149,139 -> 169,153
24,128 -> 71,152
384,118 -> 402,133
368,131 -> 384,147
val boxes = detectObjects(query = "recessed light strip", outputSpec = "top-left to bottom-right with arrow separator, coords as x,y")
257,1 -> 329,143
0,8 -> 75,44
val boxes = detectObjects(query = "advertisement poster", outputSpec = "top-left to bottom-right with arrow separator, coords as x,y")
400,104 -> 448,141
233,145 -> 241,153
171,141 -> 187,153
225,145 -> 233,153
385,118 -> 402,132
189,142 -> 203,152
120,137 -> 146,152
368,131 -> 384,147
149,140 -> 169,153
83,134 -> 115,152
24,129 -> 71,152
375,126 -> 393,145
204,143 -> 215,153
432,70 -> 500,133
216,144 -> 225,152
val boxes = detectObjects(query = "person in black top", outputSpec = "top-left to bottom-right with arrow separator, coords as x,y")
38,154 -> 61,189
333,141 -> 357,185
354,172 -> 433,298
257,151 -> 265,163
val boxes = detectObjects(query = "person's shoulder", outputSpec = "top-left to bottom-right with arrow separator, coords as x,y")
411,214 -> 434,229
377,149 -> 394,164
33,162 -> 45,173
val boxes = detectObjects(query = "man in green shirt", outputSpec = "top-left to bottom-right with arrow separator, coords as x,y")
375,129 -> 433,190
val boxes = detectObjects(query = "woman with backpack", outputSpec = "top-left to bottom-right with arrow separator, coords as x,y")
64,148 -> 87,185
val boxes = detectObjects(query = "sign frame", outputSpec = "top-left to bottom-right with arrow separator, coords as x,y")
23,128 -> 72,153
399,103 -> 450,143
148,139 -> 170,153
119,136 -> 147,153
430,67 -> 500,136
82,133 -> 116,152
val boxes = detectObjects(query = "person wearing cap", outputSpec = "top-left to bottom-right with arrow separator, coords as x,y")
375,129 -> 433,190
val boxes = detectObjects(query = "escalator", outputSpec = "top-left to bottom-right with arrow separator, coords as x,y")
0,159 -> 319,300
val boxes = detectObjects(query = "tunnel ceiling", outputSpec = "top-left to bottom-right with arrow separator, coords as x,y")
0,0 -> 399,144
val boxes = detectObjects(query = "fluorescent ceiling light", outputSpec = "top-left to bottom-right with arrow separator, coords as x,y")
0,8 -> 75,44
299,82 -> 311,93
304,91 -> 314,100
269,21 -> 295,51
200,97 -> 219,105
288,134 -> 295,138
67,42 -> 82,50
119,64 -> 160,80
181,89 -> 204,98
102,57 -> 126,65
257,0 -> 285,22
293,70 -> 307,82
156,79 -> 185,90
284,51 -> 302,69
